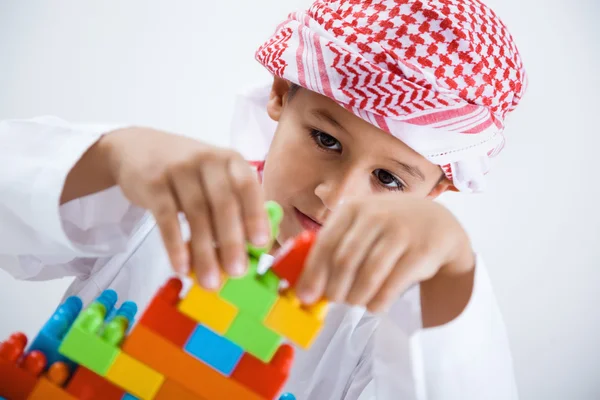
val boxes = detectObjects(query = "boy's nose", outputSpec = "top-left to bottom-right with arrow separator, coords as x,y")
314,170 -> 366,211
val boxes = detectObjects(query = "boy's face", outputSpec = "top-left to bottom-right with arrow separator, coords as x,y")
262,77 -> 452,244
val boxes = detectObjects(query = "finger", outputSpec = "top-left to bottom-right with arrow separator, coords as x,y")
366,251 -> 428,313
228,156 -> 270,246
346,232 -> 407,306
170,167 -> 221,290
324,218 -> 382,303
296,204 -> 356,304
200,159 -> 247,277
147,177 -> 188,274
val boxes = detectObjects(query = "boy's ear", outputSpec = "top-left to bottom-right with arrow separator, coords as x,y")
426,177 -> 458,199
267,76 -> 291,122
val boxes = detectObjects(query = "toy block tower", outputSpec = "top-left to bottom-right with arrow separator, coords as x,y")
118,200 -> 327,399
0,200 -> 320,400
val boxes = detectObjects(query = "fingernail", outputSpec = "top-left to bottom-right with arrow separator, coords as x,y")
252,231 -> 270,246
177,263 -> 189,275
201,273 -> 220,290
298,288 -> 316,304
229,260 -> 246,277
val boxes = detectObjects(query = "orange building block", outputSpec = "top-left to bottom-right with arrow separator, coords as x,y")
0,333 -> 45,400
138,277 -> 197,347
154,379 -> 203,400
28,377 -> 76,400
65,366 -> 125,400
231,344 -> 294,399
46,361 -> 71,387
271,230 -> 316,287
121,324 -> 263,400
264,289 -> 327,349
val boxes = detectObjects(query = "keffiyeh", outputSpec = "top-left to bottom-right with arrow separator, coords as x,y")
233,0 -> 527,192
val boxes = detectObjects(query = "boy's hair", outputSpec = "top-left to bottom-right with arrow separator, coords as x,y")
255,0 -> 527,193
288,83 -> 301,100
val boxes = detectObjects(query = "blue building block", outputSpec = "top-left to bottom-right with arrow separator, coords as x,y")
28,296 -> 83,372
184,324 -> 244,376
279,393 -> 296,400
121,393 -> 140,400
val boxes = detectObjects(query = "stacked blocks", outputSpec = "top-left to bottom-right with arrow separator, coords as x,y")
0,201 -> 326,400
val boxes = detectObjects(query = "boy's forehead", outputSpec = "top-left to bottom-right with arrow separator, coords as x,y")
291,87 -> 431,161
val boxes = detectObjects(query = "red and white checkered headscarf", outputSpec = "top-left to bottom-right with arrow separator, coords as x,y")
239,0 -> 527,192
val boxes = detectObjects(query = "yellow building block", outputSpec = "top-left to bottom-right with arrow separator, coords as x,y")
105,351 -> 165,400
178,283 -> 238,335
264,289 -> 328,349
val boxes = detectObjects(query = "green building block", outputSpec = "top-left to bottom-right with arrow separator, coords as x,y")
219,258 -> 278,320
224,312 -> 281,363
58,302 -> 121,376
257,269 -> 281,292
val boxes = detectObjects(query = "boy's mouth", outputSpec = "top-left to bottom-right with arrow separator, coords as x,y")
293,207 -> 322,232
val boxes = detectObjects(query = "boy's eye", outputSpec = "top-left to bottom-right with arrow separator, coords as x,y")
373,169 -> 405,191
310,130 -> 341,151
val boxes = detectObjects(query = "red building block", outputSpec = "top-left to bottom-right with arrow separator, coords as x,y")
138,277 -> 197,347
65,366 -> 125,400
271,230 -> 316,287
0,332 -> 46,400
231,343 -> 294,399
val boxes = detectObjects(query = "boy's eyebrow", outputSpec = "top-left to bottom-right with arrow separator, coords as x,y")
391,160 -> 425,181
310,109 -> 349,134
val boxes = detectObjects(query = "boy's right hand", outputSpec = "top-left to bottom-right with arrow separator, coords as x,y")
101,127 -> 270,289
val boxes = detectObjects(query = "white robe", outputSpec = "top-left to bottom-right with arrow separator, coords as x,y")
0,114 -> 519,400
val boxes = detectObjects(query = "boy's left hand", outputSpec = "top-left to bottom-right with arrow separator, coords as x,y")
296,194 -> 475,313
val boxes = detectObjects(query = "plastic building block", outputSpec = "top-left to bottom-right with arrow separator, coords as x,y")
46,361 -> 71,386
121,324 -> 263,400
153,379 -> 200,400
178,282 -> 238,335
59,291 -> 137,376
65,366 -> 125,400
138,278 -> 197,347
58,291 -> 119,375
264,289 -> 327,349
121,394 -> 139,400
224,312 -> 281,363
28,296 -> 82,373
28,377 -> 76,400
231,344 -> 294,399
105,352 -> 164,399
0,333 -> 45,400
259,269 -> 281,291
279,393 -> 296,400
184,324 -> 243,376
219,257 -> 278,320
271,230 -> 316,287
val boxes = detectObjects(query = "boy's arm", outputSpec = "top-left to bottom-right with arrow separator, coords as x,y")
0,116 -> 143,265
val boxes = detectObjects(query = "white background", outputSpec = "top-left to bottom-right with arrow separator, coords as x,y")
0,0 -> 598,399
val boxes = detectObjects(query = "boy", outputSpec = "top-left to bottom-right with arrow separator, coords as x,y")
0,0 -> 526,398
